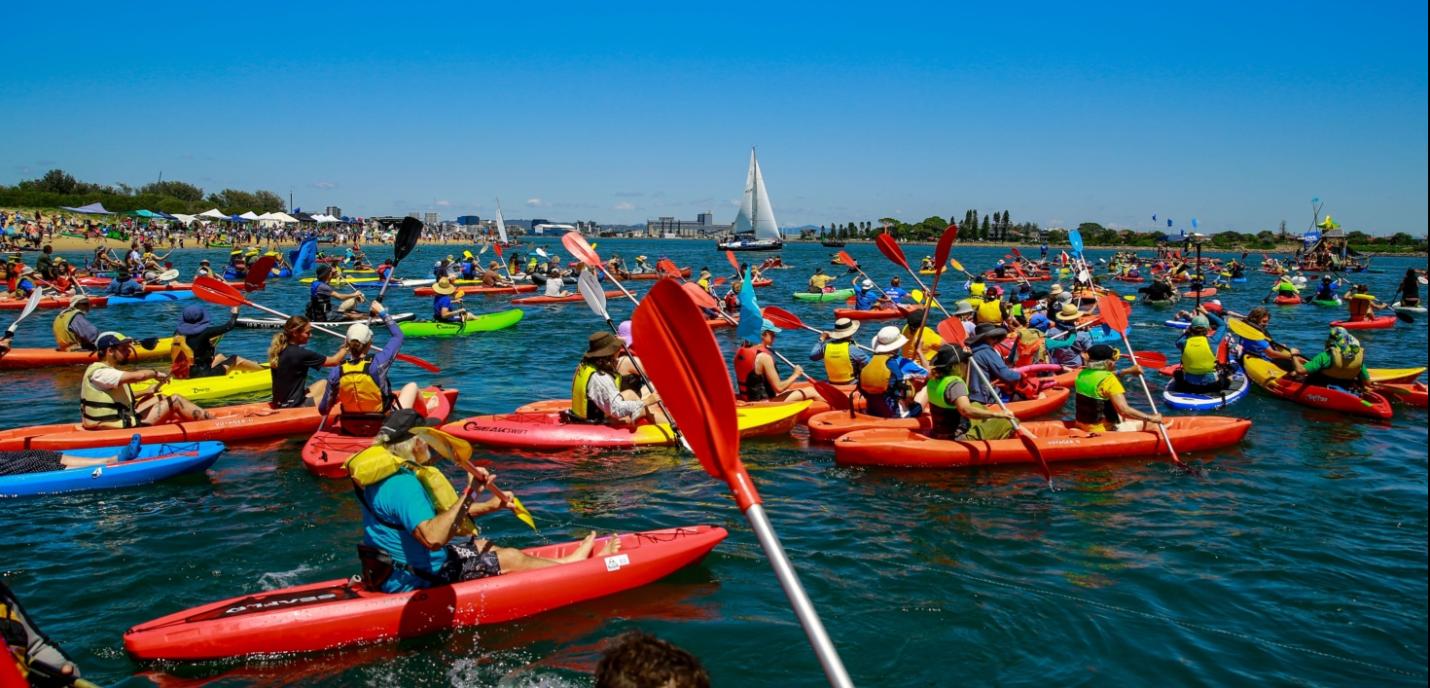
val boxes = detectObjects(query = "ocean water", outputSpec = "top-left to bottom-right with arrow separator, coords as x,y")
1,239 -> 1425,687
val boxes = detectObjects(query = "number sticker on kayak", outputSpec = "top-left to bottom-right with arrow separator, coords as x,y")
604,554 -> 630,572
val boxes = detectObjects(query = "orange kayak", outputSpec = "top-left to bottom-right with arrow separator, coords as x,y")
807,387 -> 1070,442
0,401 -> 326,451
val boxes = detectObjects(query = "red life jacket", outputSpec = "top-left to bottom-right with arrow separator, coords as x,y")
734,344 -> 774,401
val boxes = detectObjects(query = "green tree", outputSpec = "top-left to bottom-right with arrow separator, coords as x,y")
980,214 -> 991,239
142,180 -> 205,202
31,169 -> 79,194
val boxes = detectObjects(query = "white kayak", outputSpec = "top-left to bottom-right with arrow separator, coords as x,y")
1391,301 -> 1426,315
236,312 -> 417,330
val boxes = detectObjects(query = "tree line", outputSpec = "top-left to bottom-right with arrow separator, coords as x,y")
0,168 -> 286,215
817,210 -> 1042,242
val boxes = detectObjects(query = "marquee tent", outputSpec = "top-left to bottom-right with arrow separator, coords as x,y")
59,202 -> 113,215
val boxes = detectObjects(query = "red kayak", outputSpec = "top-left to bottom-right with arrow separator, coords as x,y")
833,305 -> 917,321
1243,356 -> 1392,420
0,336 -> 171,371
708,317 -> 736,330
0,401 -> 326,451
412,284 -> 536,296
0,295 -> 109,311
1330,316 -> 1396,331
833,416 -> 1251,468
1114,275 -> 1145,283
512,290 -> 620,305
1273,294 -> 1302,305
1182,288 -> 1217,298
124,525 -> 727,660
300,387 -> 459,478
983,272 -> 1050,282
807,387 -> 1071,442
752,278 -> 773,287
1374,381 -> 1427,407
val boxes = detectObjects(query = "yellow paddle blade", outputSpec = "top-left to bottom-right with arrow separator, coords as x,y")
1226,317 -> 1266,342
949,258 -> 965,272
508,495 -> 537,530
910,289 -> 924,303
411,427 -> 474,463
1123,294 -> 1137,301
463,250 -> 473,259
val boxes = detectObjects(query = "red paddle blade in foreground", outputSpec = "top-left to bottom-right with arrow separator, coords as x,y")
681,281 -> 719,309
933,224 -> 959,273
494,243 -> 504,258
561,231 -> 601,267
657,258 -> 682,279
633,280 -> 757,509
1097,293 -> 1131,333
937,317 -> 967,346
761,306 -> 806,331
874,232 -> 909,269
193,275 -> 246,307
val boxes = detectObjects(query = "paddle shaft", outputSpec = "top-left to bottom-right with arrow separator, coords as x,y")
964,353 -> 1053,482
889,264 -> 951,318
600,316 -> 687,448
241,299 -> 426,369
743,502 -> 854,688
1117,332 -> 1186,468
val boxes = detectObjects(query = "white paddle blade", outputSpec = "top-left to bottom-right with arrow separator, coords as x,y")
17,288 -> 45,322
577,269 -> 608,319
157,269 -> 180,282
535,248 -> 549,258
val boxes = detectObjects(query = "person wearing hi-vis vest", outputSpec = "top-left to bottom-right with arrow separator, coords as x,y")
1072,345 -> 1163,434
1292,326 -> 1371,391
80,333 -> 211,430
317,302 -> 419,436
52,294 -> 99,351
1169,310 -> 1229,395
808,317 -> 868,384
912,345 -> 1016,441
569,332 -> 665,424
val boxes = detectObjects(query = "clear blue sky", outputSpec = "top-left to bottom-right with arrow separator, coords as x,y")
3,3 -> 1425,235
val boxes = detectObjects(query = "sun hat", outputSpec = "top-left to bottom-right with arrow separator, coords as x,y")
860,279 -> 874,289
1049,284 -> 1064,297
346,322 -> 373,345
177,305 -> 212,337
1054,303 -> 1082,322
584,332 -> 624,359
1088,344 -> 1118,361
1189,315 -> 1210,330
930,344 -> 968,368
967,323 -> 1008,346
830,318 -> 860,340
617,320 -> 634,347
871,325 -> 908,354
760,319 -> 781,335
432,277 -> 457,296
952,301 -> 975,317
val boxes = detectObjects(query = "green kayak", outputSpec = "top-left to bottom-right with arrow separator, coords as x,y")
792,289 -> 855,302
1311,298 -> 1342,307
398,309 -> 524,338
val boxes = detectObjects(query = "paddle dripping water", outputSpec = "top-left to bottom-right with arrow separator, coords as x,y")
0,242 -> 1423,686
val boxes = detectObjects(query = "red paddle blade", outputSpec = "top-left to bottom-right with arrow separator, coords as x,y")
874,232 -> 909,270
193,275 -> 246,307
725,250 -> 740,276
681,281 -> 719,309
244,255 -> 277,292
836,250 -> 857,268
1133,351 -> 1168,368
1216,337 -> 1229,365
1096,293 -> 1131,333
761,305 -> 805,331
395,352 -> 440,374
811,380 -> 851,411
561,232 -> 601,267
937,317 -> 967,346
1011,247 -> 1023,259
494,243 -> 504,258
657,258 -> 681,279
713,277 -> 728,286
634,280 -> 759,509
934,224 -> 958,274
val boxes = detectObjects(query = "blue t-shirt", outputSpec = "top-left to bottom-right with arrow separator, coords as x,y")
433,294 -> 456,321
855,288 -> 880,310
359,470 -> 446,593
1240,337 -> 1271,359
884,287 -> 908,303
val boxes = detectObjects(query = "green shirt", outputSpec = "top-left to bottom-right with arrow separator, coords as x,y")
1301,350 -> 1367,378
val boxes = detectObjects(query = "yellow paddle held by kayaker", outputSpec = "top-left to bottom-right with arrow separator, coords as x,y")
411,427 -> 536,530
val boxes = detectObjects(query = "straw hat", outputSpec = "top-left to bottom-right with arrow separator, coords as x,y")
830,318 -> 859,340
871,325 -> 908,354
1054,302 -> 1082,322
432,277 -> 457,296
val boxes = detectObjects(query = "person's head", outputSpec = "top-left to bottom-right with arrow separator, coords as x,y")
758,319 -> 781,346
41,244 -> 51,254
71,294 -> 92,312
177,305 -> 211,337
1054,302 -> 1082,325
830,317 -> 859,341
813,267 -> 823,275
1321,275 -> 1332,284
967,323 -> 1008,347
583,331 -> 625,372
1247,306 -> 1270,328
986,286 -> 1003,300
433,277 -> 457,297
1355,283 -> 1368,293
269,315 -> 313,364
376,409 -> 439,465
930,344 -> 969,376
315,264 -> 333,282
860,278 -> 874,290
199,259 -> 211,267
871,325 -> 908,354
1048,284 -> 1064,298
594,630 -> 710,688
890,276 -> 901,287
952,301 -> 975,320
345,321 -> 374,358
1188,315 -> 1210,334
903,309 -> 927,331
1087,343 -> 1120,369
1325,326 -> 1360,356
95,332 -> 134,363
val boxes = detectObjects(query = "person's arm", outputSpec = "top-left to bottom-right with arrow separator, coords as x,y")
955,394 -> 1015,420
370,310 -> 402,372
808,338 -> 826,361
588,373 -> 646,420
407,472 -> 478,550
92,366 -> 164,387
317,364 -> 341,415
1110,392 -> 1161,424
982,349 -> 1021,382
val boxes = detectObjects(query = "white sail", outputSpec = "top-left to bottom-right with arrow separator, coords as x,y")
495,199 -> 509,244
730,148 -> 782,242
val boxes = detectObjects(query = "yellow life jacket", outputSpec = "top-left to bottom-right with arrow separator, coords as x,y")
900,325 -> 942,362
860,354 -> 893,394
570,362 -> 620,421
1181,335 -> 1217,376
52,307 -> 81,351
976,299 -> 1004,324
344,446 -> 473,535
968,281 -> 986,298
1324,348 -> 1365,381
338,358 -> 386,415
80,362 -> 137,429
823,340 -> 855,384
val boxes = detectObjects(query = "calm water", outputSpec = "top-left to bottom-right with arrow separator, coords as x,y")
2,239 -> 1425,687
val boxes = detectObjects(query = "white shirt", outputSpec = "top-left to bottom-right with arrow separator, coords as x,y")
585,370 -> 644,421
87,365 -> 126,390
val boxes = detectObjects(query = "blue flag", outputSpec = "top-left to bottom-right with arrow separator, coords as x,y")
736,266 -> 764,343
1191,217 -> 1199,229
1152,214 -> 1157,223
1167,219 -> 1173,228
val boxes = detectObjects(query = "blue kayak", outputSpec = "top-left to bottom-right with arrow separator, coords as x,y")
0,441 -> 224,497
108,290 -> 196,306
1087,324 -> 1125,346
1162,366 -> 1250,411
1231,277 -> 1247,283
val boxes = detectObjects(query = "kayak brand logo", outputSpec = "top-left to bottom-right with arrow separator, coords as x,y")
223,591 -> 342,616
604,554 -> 631,572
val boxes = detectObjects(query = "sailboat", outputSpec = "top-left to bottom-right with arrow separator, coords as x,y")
494,198 -> 519,247
717,148 -> 784,251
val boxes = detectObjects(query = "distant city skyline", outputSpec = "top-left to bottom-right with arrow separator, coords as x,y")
2,3 -> 1424,235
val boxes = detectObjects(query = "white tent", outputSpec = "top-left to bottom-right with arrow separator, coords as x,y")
271,212 -> 298,223
239,211 -> 261,221
255,212 -> 276,221
313,214 -> 339,223
171,213 -> 197,224
199,208 -> 228,219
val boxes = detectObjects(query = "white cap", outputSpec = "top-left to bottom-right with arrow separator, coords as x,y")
346,322 -> 373,344
861,279 -> 874,288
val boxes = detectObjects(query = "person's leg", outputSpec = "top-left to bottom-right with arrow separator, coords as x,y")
227,355 -> 264,372
491,532 -> 622,575
394,382 -> 419,410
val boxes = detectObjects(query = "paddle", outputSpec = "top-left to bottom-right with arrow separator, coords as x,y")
192,276 -> 439,373
873,232 -> 951,317
410,427 -> 536,530
1134,350 -> 1169,369
376,217 -> 422,304
834,251 -> 890,299
0,288 -> 45,355
562,231 -> 641,306
244,255 -> 277,293
633,280 -> 852,686
947,257 -> 977,280
576,269 -> 688,449
656,258 -> 687,281
725,250 -> 741,277
761,306 -> 875,352
1096,292 -> 1186,469
935,314 -> 1053,485
910,225 -> 959,363
493,243 -> 520,287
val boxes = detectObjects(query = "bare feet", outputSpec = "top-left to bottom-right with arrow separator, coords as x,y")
598,535 -> 622,556
558,532 -> 598,563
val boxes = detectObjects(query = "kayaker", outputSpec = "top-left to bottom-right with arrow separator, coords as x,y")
966,324 -> 1027,405
967,275 -> 987,299
1046,303 -> 1091,367
81,333 -> 211,429
52,295 -> 99,352
570,332 -> 665,423
1345,284 -> 1386,322
1292,326 -> 1370,390
1072,344 -> 1164,433
543,269 -> 572,298
1395,268 -> 1421,307
347,409 -> 619,594
1236,306 -> 1299,370
808,317 -> 867,385
318,303 -> 418,435
696,268 -> 712,293
194,258 -> 214,280
884,276 -> 908,304
480,261 -> 513,288
432,278 -> 474,323
1270,274 -> 1300,301
993,260 -> 1007,279
34,244 -> 55,279
859,325 -> 927,419
105,269 -> 143,297
852,279 -> 883,311
734,320 -> 817,403
1006,312 -> 1049,368
951,301 -> 976,339
268,316 -> 347,408
172,304 -> 263,379
1138,276 -> 1174,303
0,434 -> 144,477
307,264 -> 366,322
377,257 -> 396,281
1,580 -> 86,685
1312,275 -> 1339,303
899,308 -> 942,366
974,287 -> 1007,325
807,267 -> 834,293
919,256 -> 934,271
1170,313 -> 1229,394
633,255 -> 653,274
1043,284 -> 1067,314
595,630 -> 710,688
912,345 -> 1016,440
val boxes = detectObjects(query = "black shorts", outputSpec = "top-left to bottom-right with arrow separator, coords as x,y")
0,450 -> 64,476
438,537 -> 502,583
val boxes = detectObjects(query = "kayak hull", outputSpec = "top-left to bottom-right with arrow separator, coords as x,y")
1242,356 -> 1392,420
132,368 -> 274,404
108,290 -> 196,305
0,337 -> 172,370
442,401 -> 808,449
806,387 -> 1070,442
792,289 -> 856,302
832,305 -> 916,321
0,402 -> 327,451
0,441 -> 224,497
397,310 -> 524,337
1273,294 -> 1302,305
236,313 -> 416,330
1375,381 -> 1427,407
412,284 -> 536,296
833,416 -> 1251,468
1161,368 -> 1251,411
512,290 -> 620,305
300,387 -> 458,478
1329,316 -> 1396,331
123,525 -> 727,661
0,295 -> 109,311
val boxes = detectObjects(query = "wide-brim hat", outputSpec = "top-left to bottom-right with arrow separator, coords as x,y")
176,305 -> 211,337
432,278 -> 457,295
584,331 -> 624,359
378,408 -> 439,444
871,325 -> 908,354
952,301 -> 975,317
1054,303 -> 1082,322
1048,284 -> 1064,296
830,318 -> 859,340
967,324 -> 1009,345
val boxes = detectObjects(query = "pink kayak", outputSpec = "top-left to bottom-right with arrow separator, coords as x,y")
300,387 -> 458,478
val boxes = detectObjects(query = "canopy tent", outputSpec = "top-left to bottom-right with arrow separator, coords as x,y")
130,209 -> 173,219
59,202 -> 113,215
292,212 -> 317,223
171,213 -> 197,224
239,211 -> 261,221
229,214 -> 249,223
270,212 -> 298,223
198,208 -> 228,219
313,214 -> 340,223
255,212 -> 277,221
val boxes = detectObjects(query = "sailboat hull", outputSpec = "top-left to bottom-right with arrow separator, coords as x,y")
716,239 -> 783,252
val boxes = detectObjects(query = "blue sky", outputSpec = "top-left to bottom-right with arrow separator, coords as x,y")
3,3 -> 1425,234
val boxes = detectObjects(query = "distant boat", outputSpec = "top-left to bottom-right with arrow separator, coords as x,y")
494,198 -> 520,247
820,239 -> 846,247
717,148 -> 783,252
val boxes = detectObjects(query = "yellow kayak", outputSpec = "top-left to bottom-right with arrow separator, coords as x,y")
131,367 -> 273,403
297,276 -> 380,284
1368,367 -> 1426,383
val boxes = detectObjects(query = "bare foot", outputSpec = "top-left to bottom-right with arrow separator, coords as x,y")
597,534 -> 622,556
559,532 -> 597,563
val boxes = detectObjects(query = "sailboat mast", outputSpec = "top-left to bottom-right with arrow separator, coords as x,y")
750,149 -> 758,241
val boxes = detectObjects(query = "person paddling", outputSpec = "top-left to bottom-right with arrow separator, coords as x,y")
852,279 -> 884,310
268,316 -> 347,409
734,320 -> 817,403
172,304 -> 263,379
318,302 -> 418,435
1291,326 -> 1370,390
52,294 -> 99,352
966,324 -> 1026,404
912,345 -> 1016,440
807,267 -> 833,293
808,317 -> 866,384
431,278 -> 474,323
569,332 -> 665,424
1312,275 -> 1339,303
1072,345 -> 1163,433
858,325 -> 927,418
1344,284 -> 1386,322
105,269 -> 143,297
1394,268 -> 1421,307
899,308 -> 943,366
80,333 -> 210,429
1235,306 -> 1299,371
307,264 -> 366,322
1169,312 -> 1229,395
